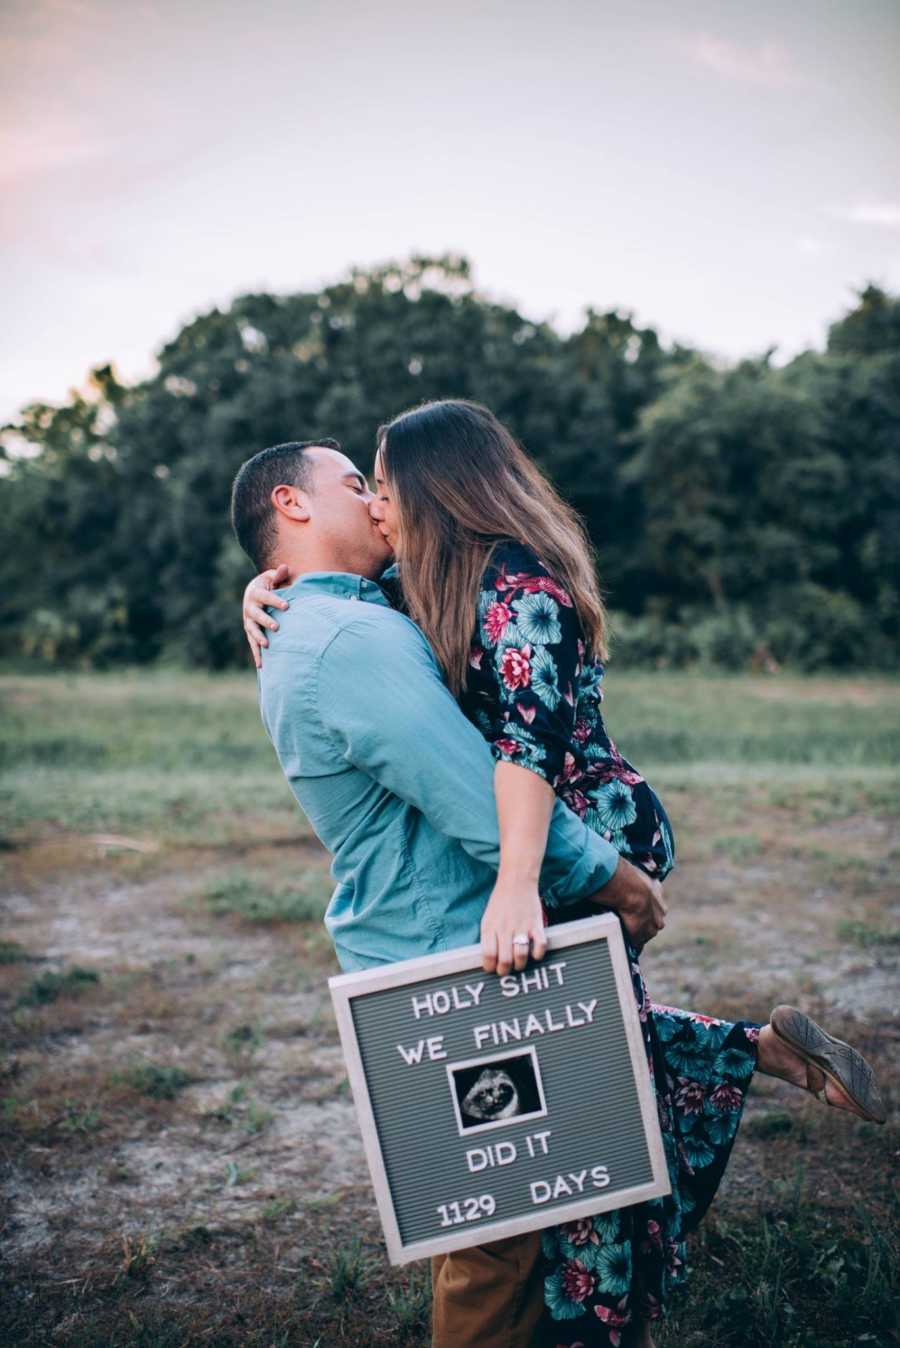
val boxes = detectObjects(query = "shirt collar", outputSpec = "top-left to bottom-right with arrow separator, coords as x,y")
286,570 -> 392,607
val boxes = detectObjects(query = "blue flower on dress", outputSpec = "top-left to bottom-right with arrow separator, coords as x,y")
658,815 -> 676,868
662,1036 -> 714,1081
679,1133 -> 716,1169
497,619 -> 526,650
530,645 -> 561,710
654,1014 -> 684,1044
588,779 -> 638,833
558,1210 -> 622,1263
591,1210 -> 622,1244
705,1111 -> 740,1145
713,1045 -> 755,1080
591,1241 -> 633,1297
583,815 -> 629,854
515,590 -> 563,646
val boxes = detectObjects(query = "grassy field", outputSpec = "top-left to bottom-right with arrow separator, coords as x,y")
1,669 -> 898,1347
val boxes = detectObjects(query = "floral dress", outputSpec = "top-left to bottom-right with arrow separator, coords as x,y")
459,540 -> 760,1347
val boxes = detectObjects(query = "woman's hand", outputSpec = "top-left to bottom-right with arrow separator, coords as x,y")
242,564 -> 290,669
481,875 -> 548,975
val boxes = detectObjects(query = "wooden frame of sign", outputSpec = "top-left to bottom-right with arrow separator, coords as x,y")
329,912 -> 670,1265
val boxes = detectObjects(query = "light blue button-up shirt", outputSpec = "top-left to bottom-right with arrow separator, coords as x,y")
258,571 -> 621,971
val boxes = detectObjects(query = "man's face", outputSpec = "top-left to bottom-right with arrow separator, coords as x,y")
304,446 -> 393,576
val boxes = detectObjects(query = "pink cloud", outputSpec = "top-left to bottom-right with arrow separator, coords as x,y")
0,124 -> 116,185
682,33 -> 810,88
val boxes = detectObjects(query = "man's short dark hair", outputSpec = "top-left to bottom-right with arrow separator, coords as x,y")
230,439 -> 340,570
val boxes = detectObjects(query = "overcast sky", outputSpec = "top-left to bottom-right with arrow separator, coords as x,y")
4,0 -> 899,423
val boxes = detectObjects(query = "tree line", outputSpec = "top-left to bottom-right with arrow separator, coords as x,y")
2,257 -> 898,671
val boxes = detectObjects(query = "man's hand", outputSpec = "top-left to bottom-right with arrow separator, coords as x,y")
590,856 -> 667,951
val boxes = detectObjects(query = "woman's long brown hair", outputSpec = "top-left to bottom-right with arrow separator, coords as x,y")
378,399 -> 608,695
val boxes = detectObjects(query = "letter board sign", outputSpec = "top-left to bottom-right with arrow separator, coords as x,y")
329,913 -> 670,1264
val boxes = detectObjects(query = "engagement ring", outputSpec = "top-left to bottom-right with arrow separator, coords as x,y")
512,933 -> 531,946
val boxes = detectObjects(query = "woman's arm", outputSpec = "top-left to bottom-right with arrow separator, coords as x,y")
480,761 -> 553,975
476,546 -> 592,973
242,564 -> 290,668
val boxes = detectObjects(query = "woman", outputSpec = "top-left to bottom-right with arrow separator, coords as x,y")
242,400 -> 885,1347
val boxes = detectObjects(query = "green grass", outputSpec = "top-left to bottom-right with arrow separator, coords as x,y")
602,671 -> 900,767
713,832 -> 763,862
110,1062 -> 194,1100
201,870 -> 330,923
836,919 -> 900,949
660,1196 -> 898,1347
2,670 -> 898,844
15,966 -> 99,1007
0,671 -> 300,841
0,940 -> 30,964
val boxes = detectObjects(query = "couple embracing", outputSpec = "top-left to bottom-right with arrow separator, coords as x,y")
230,399 -> 884,1348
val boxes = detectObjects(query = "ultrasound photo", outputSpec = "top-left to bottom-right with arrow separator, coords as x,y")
448,1048 -> 546,1134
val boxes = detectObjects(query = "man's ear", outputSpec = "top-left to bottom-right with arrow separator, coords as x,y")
271,484 -> 312,523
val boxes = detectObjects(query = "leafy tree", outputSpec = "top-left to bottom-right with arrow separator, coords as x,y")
1,261 -> 897,670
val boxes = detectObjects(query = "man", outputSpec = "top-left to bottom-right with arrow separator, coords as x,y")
230,438 -> 666,1346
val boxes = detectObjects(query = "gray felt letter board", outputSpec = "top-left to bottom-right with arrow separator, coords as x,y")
329,913 -> 670,1264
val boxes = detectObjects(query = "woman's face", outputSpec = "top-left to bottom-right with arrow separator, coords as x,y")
369,446 -> 403,558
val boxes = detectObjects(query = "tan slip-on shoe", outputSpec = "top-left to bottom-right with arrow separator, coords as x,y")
770,1005 -> 887,1125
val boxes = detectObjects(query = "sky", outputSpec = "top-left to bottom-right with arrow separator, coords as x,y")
3,0 -> 899,423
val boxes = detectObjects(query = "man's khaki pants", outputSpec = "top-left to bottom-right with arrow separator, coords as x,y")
431,1231 -> 544,1348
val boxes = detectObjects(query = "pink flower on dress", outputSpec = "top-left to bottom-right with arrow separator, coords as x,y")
484,600 -> 513,644
645,1219 -> 663,1251
516,701 -> 536,724
573,719 -> 592,743
606,738 -> 643,786
595,1296 -> 631,1346
493,565 -> 573,609
744,1025 -> 761,1044
559,752 -> 579,782
561,1259 -> 595,1303
494,738 -> 522,757
469,645 -> 483,670
674,1078 -> 706,1114
685,1010 -> 723,1028
561,1217 -> 599,1247
500,646 -> 531,691
560,784 -> 591,818
533,575 -> 574,607
709,1083 -> 743,1112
